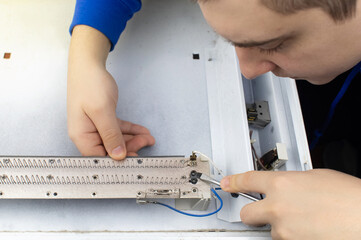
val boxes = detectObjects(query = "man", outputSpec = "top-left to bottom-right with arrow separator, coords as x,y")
67,0 -> 361,239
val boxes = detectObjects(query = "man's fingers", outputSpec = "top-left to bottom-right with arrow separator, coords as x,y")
221,171 -> 279,194
71,132 -> 107,156
124,134 -> 155,153
240,200 -> 269,226
88,109 -> 126,160
117,119 -> 151,135
127,152 -> 138,157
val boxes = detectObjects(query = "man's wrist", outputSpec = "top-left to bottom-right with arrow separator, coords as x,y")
69,25 -> 111,68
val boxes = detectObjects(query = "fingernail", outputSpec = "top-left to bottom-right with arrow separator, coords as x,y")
221,176 -> 230,189
112,146 -> 124,157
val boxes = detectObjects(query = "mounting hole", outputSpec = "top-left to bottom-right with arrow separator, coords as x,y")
46,192 -> 51,196
137,159 -> 143,164
137,174 -> 143,180
93,159 -> 99,164
92,175 -> 99,180
192,188 -> 198,193
192,53 -> 200,60
92,192 -> 97,197
0,191 -> 3,196
53,192 -> 58,196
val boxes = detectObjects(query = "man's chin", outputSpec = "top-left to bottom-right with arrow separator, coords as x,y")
273,72 -> 333,85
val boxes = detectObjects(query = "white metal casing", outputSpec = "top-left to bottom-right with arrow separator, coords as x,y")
0,0 -> 311,238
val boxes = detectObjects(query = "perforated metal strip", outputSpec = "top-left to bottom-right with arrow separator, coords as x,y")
0,155 -> 210,200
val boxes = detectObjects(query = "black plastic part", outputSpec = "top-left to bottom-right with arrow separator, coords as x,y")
189,170 -> 202,184
230,193 -> 239,198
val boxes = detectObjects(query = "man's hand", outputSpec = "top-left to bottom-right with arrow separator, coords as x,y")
221,169 -> 361,239
67,25 -> 155,160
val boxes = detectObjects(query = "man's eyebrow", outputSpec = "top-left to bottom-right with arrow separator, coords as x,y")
226,35 -> 288,48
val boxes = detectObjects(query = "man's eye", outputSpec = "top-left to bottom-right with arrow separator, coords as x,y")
258,42 -> 284,55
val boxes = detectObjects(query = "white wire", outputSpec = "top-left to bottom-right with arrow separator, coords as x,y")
192,151 -> 225,178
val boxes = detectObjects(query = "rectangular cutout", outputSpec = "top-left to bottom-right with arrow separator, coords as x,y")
3,52 -> 11,59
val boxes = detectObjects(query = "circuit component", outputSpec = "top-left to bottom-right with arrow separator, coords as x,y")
257,143 -> 288,170
247,100 -> 271,128
0,154 -> 211,210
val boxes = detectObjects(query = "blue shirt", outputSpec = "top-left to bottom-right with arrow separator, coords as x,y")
69,0 -> 142,51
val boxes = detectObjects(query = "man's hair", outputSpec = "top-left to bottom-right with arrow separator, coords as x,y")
260,0 -> 357,22
197,0 -> 358,22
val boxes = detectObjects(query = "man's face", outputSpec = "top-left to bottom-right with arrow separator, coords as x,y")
199,0 -> 361,84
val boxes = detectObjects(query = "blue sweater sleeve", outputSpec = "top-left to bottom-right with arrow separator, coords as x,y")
69,0 -> 141,51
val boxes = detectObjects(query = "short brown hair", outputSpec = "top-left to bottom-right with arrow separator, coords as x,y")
260,0 -> 357,22
197,0 -> 358,22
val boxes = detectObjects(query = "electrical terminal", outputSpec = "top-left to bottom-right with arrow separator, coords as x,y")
258,143 -> 288,170
247,100 -> 271,128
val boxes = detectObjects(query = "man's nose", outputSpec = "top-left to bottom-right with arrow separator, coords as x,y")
235,47 -> 276,79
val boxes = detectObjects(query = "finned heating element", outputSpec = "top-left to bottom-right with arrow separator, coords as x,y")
0,153 -> 211,210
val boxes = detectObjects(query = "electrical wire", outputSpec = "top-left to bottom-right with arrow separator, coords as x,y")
310,61 -> 361,150
192,151 -> 225,177
249,130 -> 268,170
153,188 -> 223,217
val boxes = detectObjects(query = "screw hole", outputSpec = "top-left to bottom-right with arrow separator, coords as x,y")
192,53 -> 200,60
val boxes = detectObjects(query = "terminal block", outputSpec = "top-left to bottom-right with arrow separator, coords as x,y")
247,100 -> 271,128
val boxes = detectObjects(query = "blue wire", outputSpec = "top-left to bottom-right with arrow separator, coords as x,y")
154,188 -> 223,217
310,61 -> 361,150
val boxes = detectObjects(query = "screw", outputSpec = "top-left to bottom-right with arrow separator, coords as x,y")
137,159 -> 143,164
190,179 -> 198,184
192,188 -> 198,193
190,170 -> 197,176
49,159 -> 55,164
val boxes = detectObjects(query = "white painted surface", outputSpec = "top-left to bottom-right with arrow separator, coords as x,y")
0,0 -> 310,238
0,0 -> 270,238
